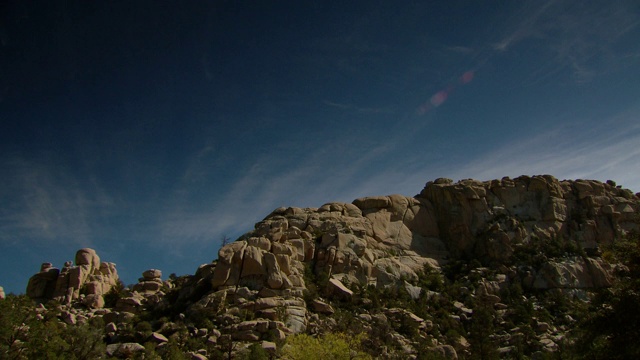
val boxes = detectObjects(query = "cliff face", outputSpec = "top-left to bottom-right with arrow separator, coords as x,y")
419,176 -> 636,260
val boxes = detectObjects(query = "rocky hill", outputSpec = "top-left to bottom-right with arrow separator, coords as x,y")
5,175 -> 640,359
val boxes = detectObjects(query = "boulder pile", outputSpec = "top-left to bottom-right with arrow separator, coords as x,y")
26,248 -> 119,308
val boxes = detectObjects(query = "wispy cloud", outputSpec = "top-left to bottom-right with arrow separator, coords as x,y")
323,100 -> 394,114
0,157 -> 114,247
492,1 -> 554,52
156,135 -> 399,247
445,46 -> 474,54
446,109 -> 640,192
492,1 -> 640,83
336,104 -> 640,197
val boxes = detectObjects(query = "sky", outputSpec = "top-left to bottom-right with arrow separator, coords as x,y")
1,1 -> 640,295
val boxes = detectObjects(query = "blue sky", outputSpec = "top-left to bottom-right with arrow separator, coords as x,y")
1,1 -> 640,294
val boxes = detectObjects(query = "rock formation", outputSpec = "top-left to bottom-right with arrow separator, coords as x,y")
26,248 -> 119,308
0,285 -> 5,300
114,269 -> 170,313
164,175 -> 638,350
17,176 -> 640,359
197,175 -> 636,300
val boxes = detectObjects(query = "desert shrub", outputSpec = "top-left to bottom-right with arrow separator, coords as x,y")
0,295 -> 106,359
103,280 -> 126,308
281,332 -> 371,360
238,343 -> 270,360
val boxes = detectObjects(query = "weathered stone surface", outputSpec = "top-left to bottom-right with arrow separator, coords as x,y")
327,278 -> 353,300
189,353 -> 208,360
133,280 -> 163,293
261,341 -> 277,355
0,286 -> 5,300
61,311 -> 77,325
26,264 -> 59,300
353,196 -> 391,209
142,269 -> 162,280
247,236 -> 271,251
285,306 -> 307,333
427,345 -> 458,360
404,282 -> 422,300
115,293 -> 144,313
232,330 -> 260,341
311,299 -> 334,314
533,257 -> 613,289
76,248 -> 100,268
148,332 -> 168,343
83,294 -> 105,309
242,246 -> 266,277
106,343 -> 145,357
264,253 -> 283,289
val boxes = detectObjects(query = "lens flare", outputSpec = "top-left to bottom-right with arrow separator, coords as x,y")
461,71 -> 474,83
430,90 -> 448,107
416,70 -> 475,115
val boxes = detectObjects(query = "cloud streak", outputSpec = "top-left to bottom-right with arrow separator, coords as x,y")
447,108 -> 640,192
156,135 -> 399,248
0,157 -> 114,247
341,104 -> 640,198
493,1 -> 640,83
323,100 -> 394,114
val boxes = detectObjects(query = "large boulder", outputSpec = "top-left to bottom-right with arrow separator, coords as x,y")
26,263 -> 59,300
533,257 -> 613,289
75,248 -> 101,269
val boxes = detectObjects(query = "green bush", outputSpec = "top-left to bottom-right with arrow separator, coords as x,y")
0,295 -> 106,359
281,332 -> 371,360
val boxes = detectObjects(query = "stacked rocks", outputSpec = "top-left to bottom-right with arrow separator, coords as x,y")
133,269 -> 164,294
26,248 -> 119,308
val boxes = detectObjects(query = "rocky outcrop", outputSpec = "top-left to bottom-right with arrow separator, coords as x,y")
114,269 -> 171,313
0,286 -> 5,300
26,248 -> 119,308
533,256 -> 613,289
18,176 -> 639,359
132,269 -> 166,296
168,175 -> 638,350
418,176 -> 637,260
203,176 -> 636,296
